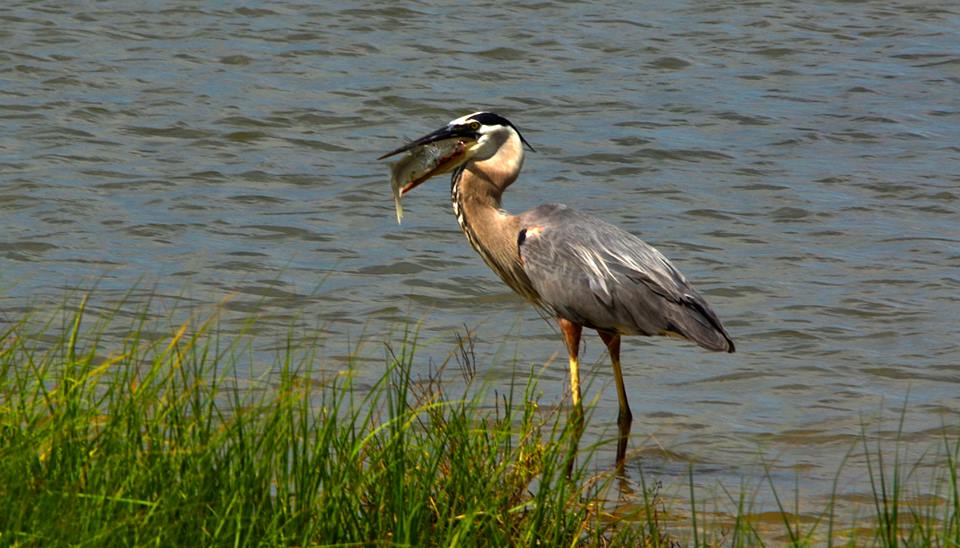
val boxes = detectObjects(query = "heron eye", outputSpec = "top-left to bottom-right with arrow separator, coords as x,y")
468,121 -> 481,131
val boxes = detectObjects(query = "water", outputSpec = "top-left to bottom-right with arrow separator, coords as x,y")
2,0 -> 959,518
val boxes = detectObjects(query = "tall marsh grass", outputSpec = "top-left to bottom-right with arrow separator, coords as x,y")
0,297 -> 644,545
0,295 -> 957,546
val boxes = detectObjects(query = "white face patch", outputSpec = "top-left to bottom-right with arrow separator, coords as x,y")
447,112 -> 508,160
441,112 -> 526,174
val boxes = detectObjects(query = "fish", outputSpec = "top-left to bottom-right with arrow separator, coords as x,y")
388,138 -> 467,224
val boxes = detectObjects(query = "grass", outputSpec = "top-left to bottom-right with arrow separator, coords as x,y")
0,294 -> 958,546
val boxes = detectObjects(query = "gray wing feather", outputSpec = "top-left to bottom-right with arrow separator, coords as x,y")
518,204 -> 734,352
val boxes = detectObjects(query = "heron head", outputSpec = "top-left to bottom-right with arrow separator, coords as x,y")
379,112 -> 534,194
447,112 -> 535,162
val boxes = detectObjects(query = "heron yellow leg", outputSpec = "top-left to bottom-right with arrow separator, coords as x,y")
599,331 -> 632,466
558,318 -> 583,417
559,318 -> 585,477
569,355 -> 581,406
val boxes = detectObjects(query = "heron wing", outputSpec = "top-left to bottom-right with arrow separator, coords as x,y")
518,204 -> 734,352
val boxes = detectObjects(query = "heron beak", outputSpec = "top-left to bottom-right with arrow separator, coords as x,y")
378,124 -> 477,161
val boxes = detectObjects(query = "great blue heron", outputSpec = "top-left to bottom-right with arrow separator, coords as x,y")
380,112 -> 735,463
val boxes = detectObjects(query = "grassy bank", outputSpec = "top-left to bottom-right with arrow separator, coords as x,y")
0,296 -> 958,546
0,297 -> 642,546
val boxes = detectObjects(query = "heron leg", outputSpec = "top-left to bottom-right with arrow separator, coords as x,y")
558,318 -> 584,424
598,330 -> 632,465
559,318 -> 584,477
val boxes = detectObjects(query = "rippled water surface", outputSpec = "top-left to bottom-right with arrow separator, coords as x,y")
2,0 -> 959,514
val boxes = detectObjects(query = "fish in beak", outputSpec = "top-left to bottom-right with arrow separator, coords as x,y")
379,123 -> 478,223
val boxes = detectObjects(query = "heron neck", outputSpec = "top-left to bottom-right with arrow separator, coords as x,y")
450,165 -> 540,303
451,165 -> 510,247
456,164 -> 505,208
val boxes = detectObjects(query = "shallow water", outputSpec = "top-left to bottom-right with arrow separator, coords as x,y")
2,0 -> 958,515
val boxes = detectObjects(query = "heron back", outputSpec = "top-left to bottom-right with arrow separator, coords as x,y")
518,204 -> 735,352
